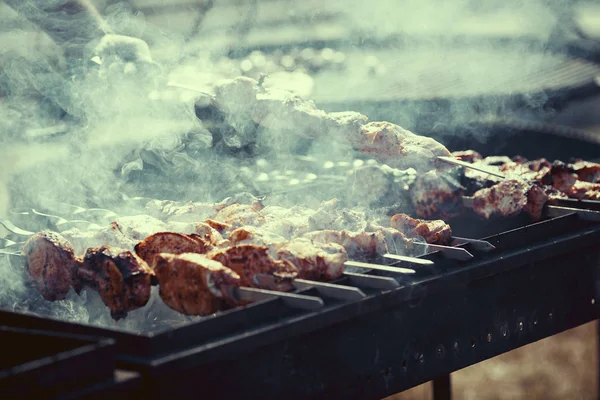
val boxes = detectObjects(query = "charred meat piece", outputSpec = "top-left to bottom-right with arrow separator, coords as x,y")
22,231 -> 81,301
303,230 -> 388,259
390,214 -> 452,245
153,253 -> 241,316
410,170 -> 464,220
274,238 -> 347,281
471,180 -> 548,221
134,232 -> 210,267
82,246 -> 153,320
204,218 -> 232,233
208,244 -> 297,291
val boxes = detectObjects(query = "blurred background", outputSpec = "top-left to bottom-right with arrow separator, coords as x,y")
2,0 -> 600,398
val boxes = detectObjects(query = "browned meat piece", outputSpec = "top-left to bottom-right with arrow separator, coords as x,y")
204,219 -> 232,233
193,222 -> 228,247
390,214 -> 452,245
22,231 -> 81,301
551,171 -> 578,193
228,226 -> 286,246
153,253 -> 241,316
208,244 -> 297,291
213,204 -> 265,228
410,170 -> 464,220
134,232 -> 209,267
82,246 -> 153,320
274,238 -> 347,281
355,121 -> 452,172
471,180 -> 548,221
501,158 -> 553,183
566,181 -> 600,200
451,150 -> 482,163
303,230 -> 388,259
572,160 -> 600,183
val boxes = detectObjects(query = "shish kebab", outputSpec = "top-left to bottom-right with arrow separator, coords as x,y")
438,155 -> 600,222
23,219 -> 455,319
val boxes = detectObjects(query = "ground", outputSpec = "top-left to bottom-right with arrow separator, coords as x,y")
388,322 -> 597,399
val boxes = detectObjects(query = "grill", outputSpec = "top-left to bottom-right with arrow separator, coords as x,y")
2,200 -> 600,399
4,1 -> 600,398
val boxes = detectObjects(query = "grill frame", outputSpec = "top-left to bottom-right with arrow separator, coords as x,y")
2,211 -> 600,398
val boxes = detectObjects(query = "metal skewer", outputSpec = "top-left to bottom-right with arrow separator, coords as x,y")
412,242 -> 474,261
345,260 -> 417,274
0,220 -> 35,236
226,286 -> 324,310
382,254 -> 434,266
343,272 -> 400,290
451,237 -> 496,252
253,274 -> 366,301
437,156 -> 506,179
463,196 -> 600,222
546,205 -> 600,222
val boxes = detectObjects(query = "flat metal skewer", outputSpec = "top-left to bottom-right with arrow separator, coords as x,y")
451,236 -> 496,252
463,196 -> 600,222
546,205 -> 600,222
343,272 -> 400,290
345,260 -> 416,274
228,286 -> 325,310
437,156 -> 506,179
254,274 -> 366,301
413,242 -> 474,261
382,254 -> 434,266
0,220 -> 35,236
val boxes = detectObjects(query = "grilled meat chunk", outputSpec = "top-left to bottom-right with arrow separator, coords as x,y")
134,232 -> 209,267
567,180 -> 600,200
228,226 -> 286,246
410,170 -> 464,220
193,222 -> 228,247
22,231 -> 81,301
274,238 -> 347,281
82,246 -> 153,320
208,244 -> 297,291
303,230 -> 388,259
571,160 -> 600,183
451,150 -> 482,163
153,253 -> 241,316
471,180 -> 548,221
213,204 -> 265,228
390,214 -> 452,245
355,121 -> 452,172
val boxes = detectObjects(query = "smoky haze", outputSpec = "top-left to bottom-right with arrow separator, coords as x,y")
0,0 -> 583,329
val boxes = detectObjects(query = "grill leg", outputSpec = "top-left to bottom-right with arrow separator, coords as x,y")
432,375 -> 452,400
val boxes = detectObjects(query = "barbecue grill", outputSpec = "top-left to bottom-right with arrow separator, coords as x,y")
4,1 -> 600,399
2,196 -> 600,399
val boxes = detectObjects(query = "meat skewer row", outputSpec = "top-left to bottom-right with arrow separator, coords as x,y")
23,231 -> 373,318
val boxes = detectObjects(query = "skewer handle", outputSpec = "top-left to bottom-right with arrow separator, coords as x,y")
382,254 -> 434,266
451,236 -> 496,252
412,243 -> 474,261
345,260 -> 417,273
343,272 -> 400,290
234,287 -> 325,310
293,279 -> 366,300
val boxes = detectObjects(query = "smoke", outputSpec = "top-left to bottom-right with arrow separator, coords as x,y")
0,0 -> 583,331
